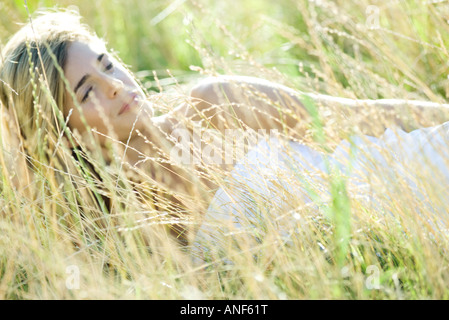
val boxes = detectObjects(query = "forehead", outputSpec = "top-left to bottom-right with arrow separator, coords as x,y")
64,40 -> 107,86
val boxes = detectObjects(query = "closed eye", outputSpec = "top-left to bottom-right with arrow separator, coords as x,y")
105,62 -> 114,72
82,86 -> 93,103
98,52 -> 114,72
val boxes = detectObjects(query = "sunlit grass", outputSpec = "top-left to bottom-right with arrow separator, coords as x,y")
1,0 -> 449,299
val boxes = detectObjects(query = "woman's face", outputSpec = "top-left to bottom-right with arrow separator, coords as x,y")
64,40 -> 152,143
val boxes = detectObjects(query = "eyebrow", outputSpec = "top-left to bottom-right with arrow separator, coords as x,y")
74,53 -> 106,94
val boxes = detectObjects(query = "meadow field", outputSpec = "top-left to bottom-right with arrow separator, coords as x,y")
1,0 -> 449,299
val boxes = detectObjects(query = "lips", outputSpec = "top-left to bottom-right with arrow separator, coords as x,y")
118,93 -> 138,116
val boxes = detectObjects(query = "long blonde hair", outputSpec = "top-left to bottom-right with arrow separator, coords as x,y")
0,9 -> 186,246
0,9 -> 100,157
0,9 -> 115,235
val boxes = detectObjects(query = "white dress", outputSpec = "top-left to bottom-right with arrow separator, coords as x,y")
194,122 -> 449,251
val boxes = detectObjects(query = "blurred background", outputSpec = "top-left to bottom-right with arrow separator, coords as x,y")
2,0 -> 449,101
2,0 -> 449,300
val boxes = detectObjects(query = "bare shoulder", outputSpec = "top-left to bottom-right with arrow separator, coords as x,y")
190,75 -> 291,97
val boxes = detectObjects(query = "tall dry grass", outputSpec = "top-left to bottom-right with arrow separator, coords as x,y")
1,0 -> 449,299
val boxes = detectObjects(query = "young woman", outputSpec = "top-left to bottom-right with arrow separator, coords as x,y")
2,9 -> 449,248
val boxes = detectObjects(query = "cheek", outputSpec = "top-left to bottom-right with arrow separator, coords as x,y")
65,102 -> 82,133
85,107 -> 109,129
67,112 -> 85,134
68,105 -> 100,132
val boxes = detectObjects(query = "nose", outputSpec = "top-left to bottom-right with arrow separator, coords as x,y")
105,76 -> 124,99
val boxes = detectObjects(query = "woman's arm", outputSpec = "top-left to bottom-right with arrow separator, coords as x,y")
180,75 -> 449,141
188,75 -> 305,136
304,93 -> 449,137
